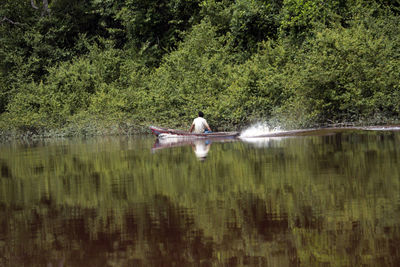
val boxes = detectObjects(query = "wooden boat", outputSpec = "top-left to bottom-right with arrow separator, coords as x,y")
149,126 -> 239,139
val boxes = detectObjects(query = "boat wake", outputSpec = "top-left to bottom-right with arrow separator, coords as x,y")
239,123 -> 283,138
238,123 -> 285,147
239,123 -> 400,140
361,125 -> 400,131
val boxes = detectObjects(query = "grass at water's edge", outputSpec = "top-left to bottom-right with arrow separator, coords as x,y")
0,121 -> 152,142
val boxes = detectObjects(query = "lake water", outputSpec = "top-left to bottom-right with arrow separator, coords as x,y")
1,128 -> 400,266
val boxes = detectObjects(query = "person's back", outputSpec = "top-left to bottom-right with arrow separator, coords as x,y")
189,111 -> 211,134
192,117 -> 208,134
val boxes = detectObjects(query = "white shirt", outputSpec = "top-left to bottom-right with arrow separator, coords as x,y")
192,117 -> 210,134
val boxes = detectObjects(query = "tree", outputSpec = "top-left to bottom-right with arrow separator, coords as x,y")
279,0 -> 347,42
201,0 -> 283,61
116,0 -> 202,67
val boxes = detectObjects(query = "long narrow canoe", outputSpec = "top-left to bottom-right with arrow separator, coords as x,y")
149,126 -> 239,138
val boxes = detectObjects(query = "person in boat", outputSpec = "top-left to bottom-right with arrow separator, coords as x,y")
189,111 -> 212,134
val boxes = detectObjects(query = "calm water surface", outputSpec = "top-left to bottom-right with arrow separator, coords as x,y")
1,129 -> 400,266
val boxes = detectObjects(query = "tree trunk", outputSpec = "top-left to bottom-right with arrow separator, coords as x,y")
31,0 -> 51,16
42,0 -> 50,16
31,0 -> 39,9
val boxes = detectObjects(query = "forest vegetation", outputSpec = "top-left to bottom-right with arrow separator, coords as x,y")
1,0 -> 400,136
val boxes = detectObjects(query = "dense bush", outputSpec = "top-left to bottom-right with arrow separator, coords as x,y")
1,0 -> 400,136
143,21 -> 235,129
276,9 -> 400,126
5,43 -> 125,129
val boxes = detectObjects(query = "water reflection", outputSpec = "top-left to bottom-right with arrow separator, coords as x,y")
239,136 -> 283,148
1,131 -> 400,266
192,140 -> 211,160
152,138 -> 233,160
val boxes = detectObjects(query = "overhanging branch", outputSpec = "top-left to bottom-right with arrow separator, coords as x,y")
0,16 -> 21,25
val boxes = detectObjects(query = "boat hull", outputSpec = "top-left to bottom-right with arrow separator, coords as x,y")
149,126 -> 239,138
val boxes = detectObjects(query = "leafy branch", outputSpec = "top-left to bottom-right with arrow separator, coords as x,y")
0,16 -> 21,26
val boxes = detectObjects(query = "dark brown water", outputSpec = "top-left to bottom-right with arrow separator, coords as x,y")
1,129 -> 400,266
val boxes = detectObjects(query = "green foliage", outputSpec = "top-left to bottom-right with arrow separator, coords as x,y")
116,0 -> 202,66
1,0 -> 400,135
0,0 -> 114,115
279,0 -> 346,42
0,1 -> 34,113
5,43 -> 125,130
378,0 -> 400,14
230,0 -> 281,57
144,21 -> 234,129
4,82 -> 47,130
278,12 -> 400,126
218,41 -> 290,126
201,0 -> 282,61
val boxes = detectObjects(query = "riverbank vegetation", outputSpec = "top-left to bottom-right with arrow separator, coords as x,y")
1,0 -> 400,136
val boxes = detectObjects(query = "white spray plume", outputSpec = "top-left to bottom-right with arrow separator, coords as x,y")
239,122 -> 283,138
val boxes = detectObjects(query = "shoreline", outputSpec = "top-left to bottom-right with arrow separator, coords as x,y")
1,120 -> 400,143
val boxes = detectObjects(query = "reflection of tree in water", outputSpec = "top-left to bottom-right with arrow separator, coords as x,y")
3,190 -> 400,266
136,194 -> 214,265
240,195 -> 289,240
2,131 -> 400,266
1,159 -> 12,178
231,194 -> 299,266
1,194 -> 215,266
0,193 -> 306,266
